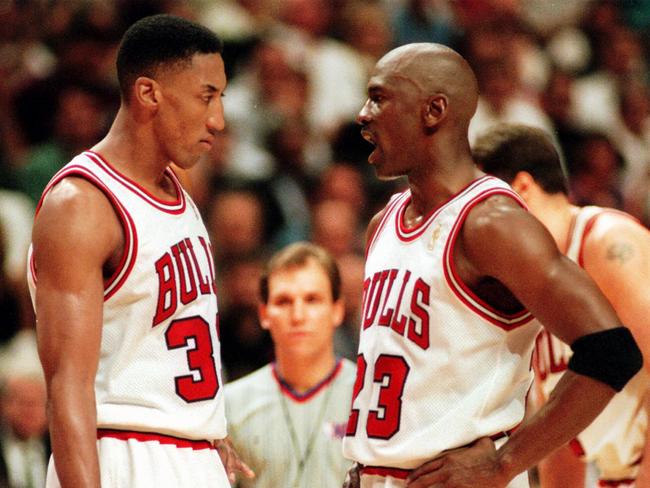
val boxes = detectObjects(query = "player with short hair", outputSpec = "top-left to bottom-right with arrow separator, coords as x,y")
341,43 -> 642,488
226,241 -> 356,488
474,123 -> 650,488
29,14 -> 251,487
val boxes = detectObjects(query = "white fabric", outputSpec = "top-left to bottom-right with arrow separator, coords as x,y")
28,151 -> 227,441
45,436 -> 229,487
343,176 -> 540,470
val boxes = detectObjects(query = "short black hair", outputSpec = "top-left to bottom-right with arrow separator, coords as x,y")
473,124 -> 569,195
116,14 -> 223,101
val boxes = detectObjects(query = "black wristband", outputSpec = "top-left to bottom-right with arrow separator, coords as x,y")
568,327 -> 643,392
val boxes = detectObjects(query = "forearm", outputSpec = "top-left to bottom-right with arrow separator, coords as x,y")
48,376 -> 101,487
497,371 -> 614,482
633,390 -> 650,486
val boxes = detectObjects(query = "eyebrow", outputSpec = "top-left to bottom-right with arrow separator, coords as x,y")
202,84 -> 219,93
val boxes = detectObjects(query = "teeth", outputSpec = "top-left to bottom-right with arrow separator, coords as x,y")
361,131 -> 376,145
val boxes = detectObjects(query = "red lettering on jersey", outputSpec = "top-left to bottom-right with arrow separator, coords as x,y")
172,240 -> 199,305
153,253 -> 177,326
377,269 -> 399,327
390,270 -> 411,335
361,270 -> 430,350
186,238 -> 212,295
407,278 -> 430,350
534,329 -> 569,380
199,237 -> 218,295
363,272 -> 384,329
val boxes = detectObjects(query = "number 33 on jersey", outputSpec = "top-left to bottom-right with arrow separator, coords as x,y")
28,151 -> 227,441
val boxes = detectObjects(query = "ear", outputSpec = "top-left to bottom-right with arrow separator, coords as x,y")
422,94 -> 448,129
258,303 -> 271,330
511,171 -> 536,199
133,76 -> 160,111
331,298 -> 346,330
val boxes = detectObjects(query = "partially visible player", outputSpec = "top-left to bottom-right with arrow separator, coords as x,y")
341,43 -> 642,488
30,14 -> 251,487
474,123 -> 650,488
226,242 -> 356,488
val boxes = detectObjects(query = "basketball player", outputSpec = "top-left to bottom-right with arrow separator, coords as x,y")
29,15 -> 252,487
341,43 -> 642,488
474,123 -> 650,487
226,242 -> 356,488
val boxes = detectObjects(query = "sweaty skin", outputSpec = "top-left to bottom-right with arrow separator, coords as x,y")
345,43 -> 635,488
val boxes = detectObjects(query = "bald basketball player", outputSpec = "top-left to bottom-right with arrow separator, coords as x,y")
341,43 -> 642,488
475,123 -> 650,488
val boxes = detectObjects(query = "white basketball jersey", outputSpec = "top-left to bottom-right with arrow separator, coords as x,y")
533,206 -> 647,480
28,151 -> 226,441
342,176 -> 540,474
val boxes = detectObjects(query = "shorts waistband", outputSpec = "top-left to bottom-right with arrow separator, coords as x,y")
359,429 -> 514,480
97,428 -> 215,450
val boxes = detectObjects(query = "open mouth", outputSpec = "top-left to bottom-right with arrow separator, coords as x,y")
360,129 -> 376,146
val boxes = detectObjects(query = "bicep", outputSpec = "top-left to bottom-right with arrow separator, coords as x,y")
33,179 -> 121,385
463,201 -> 621,345
583,223 -> 650,367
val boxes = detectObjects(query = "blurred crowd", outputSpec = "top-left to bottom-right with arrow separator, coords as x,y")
0,1 -> 649,481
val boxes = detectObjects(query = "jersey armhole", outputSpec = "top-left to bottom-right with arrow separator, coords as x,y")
31,166 -> 138,300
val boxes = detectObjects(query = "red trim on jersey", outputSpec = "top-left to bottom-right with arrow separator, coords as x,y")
598,479 -> 636,487
365,190 -> 409,257
578,209 -> 642,268
97,429 -> 215,450
568,438 -> 585,457
85,151 -> 186,214
443,188 -> 533,330
395,176 -> 494,242
31,165 -> 138,300
272,359 -> 343,403
360,466 -> 411,480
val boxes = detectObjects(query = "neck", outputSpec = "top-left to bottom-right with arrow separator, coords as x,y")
92,108 -> 172,191
530,193 -> 578,253
407,157 -> 482,220
274,350 -> 338,394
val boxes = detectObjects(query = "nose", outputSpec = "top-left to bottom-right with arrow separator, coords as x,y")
291,299 -> 305,323
356,99 -> 371,125
207,99 -> 226,132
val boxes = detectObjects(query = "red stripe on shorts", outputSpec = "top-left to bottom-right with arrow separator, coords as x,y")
97,429 -> 215,450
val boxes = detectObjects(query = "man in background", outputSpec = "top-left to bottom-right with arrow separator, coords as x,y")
474,123 -> 650,487
226,242 -> 356,487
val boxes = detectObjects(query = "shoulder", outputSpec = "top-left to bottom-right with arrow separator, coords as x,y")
225,365 -> 273,399
34,177 -> 121,244
461,193 -> 536,245
582,210 -> 650,269
339,358 -> 358,382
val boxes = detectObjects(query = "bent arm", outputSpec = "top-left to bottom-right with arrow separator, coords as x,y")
34,178 -> 122,487
463,198 -> 636,482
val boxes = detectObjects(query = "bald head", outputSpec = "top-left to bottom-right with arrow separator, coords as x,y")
375,43 -> 479,127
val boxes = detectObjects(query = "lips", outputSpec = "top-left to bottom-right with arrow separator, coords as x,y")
360,129 -> 376,146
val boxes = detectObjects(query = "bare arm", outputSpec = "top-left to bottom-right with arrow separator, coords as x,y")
582,215 -> 650,483
408,197 -> 629,487
34,178 -> 122,487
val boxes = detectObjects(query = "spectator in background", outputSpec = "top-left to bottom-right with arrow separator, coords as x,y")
0,330 -> 49,488
206,187 -> 268,268
218,254 -> 273,381
226,242 -> 355,488
14,79 -> 113,203
612,82 -> 650,226
570,132 -> 625,209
